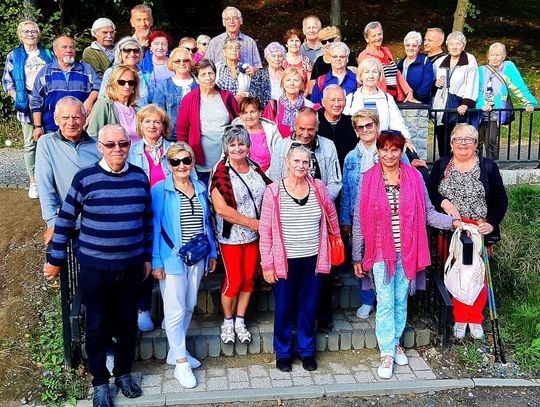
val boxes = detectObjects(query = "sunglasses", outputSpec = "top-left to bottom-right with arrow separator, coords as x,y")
121,48 -> 141,54
169,156 -> 193,167
355,122 -> 375,132
183,46 -> 198,53
117,79 -> 136,87
199,42 -> 208,47
99,140 -> 131,149
173,58 -> 191,64
321,37 -> 337,45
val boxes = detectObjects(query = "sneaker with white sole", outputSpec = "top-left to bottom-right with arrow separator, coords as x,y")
453,322 -> 467,339
356,304 -> 373,319
469,323 -> 484,339
220,323 -> 235,344
174,362 -> 197,388
28,183 -> 38,199
377,356 -> 394,379
394,345 -> 409,366
235,322 -> 252,343
138,310 -> 154,331
166,351 -> 201,369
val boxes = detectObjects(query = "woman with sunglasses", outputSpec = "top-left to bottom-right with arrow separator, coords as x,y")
151,142 -> 217,388
99,37 -> 149,106
194,34 -> 210,63
88,65 -> 140,143
154,47 -> 198,140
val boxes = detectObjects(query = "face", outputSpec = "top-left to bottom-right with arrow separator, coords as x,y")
240,104 -> 261,128
54,37 -> 76,65
423,31 -> 442,54
55,103 -> 84,140
378,143 -> 403,169
181,40 -> 197,54
404,40 -> 419,59
20,23 -> 39,46
94,26 -> 115,48
141,112 -> 164,143
447,39 -> 465,57
121,44 -> 142,66
196,66 -> 216,89
169,150 -> 194,179
294,113 -> 318,145
227,139 -> 249,161
172,53 -> 192,74
224,41 -> 240,61
266,51 -> 284,69
488,47 -> 505,69
366,27 -> 383,48
130,11 -> 153,37
116,70 -> 136,100
451,128 -> 477,158
223,9 -> 242,34
286,35 -> 302,53
330,48 -> 348,70
354,117 -> 378,146
197,39 -> 209,55
151,36 -> 168,57
303,18 -> 320,42
98,128 -> 131,170
321,36 -> 338,54
283,73 -> 303,96
322,87 -> 345,117
360,65 -> 380,88
286,149 -> 310,178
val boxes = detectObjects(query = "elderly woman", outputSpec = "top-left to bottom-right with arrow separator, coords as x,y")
260,144 -> 340,372
397,31 -> 434,105
427,124 -> 508,340
82,18 -> 116,78
352,131 -> 460,379
249,42 -> 286,109
88,65 -> 140,142
176,59 -> 239,185
357,21 -> 416,103
432,31 -> 479,157
140,31 -> 174,102
311,26 -> 357,84
476,42 -> 538,160
151,142 -> 217,388
154,47 -> 198,140
215,38 -> 251,102
310,42 -> 357,104
210,126 -> 272,345
283,28 -> 312,84
99,37 -> 149,105
263,67 -> 319,138
232,96 -> 281,172
194,34 -> 211,63
2,20 -> 53,199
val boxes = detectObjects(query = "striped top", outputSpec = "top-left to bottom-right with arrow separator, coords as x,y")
279,182 -> 322,259
360,92 -> 378,112
382,59 -> 398,87
386,185 -> 401,252
177,190 -> 204,245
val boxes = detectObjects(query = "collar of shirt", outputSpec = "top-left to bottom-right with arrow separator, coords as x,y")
99,158 -> 128,173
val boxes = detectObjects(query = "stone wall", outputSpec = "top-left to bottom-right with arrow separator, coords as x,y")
400,106 -> 430,160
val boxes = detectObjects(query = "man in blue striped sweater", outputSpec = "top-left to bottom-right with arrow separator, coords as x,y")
44,124 -> 153,407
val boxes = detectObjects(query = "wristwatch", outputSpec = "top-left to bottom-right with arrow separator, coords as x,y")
34,124 -> 43,129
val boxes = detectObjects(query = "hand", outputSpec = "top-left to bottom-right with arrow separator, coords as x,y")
340,225 -> 351,238
43,226 -> 54,245
43,262 -> 62,281
457,104 -> 468,115
404,92 -> 419,103
83,98 -> 94,117
452,220 -> 463,229
143,261 -> 152,280
245,66 -> 258,76
410,159 -> 427,168
152,267 -> 165,280
441,199 -> 461,219
32,127 -> 44,141
405,140 -> 418,153
435,77 -> 445,88
525,104 -> 535,113
249,218 -> 259,232
481,104 -> 492,112
477,221 -> 494,235
262,269 -> 277,284
207,257 -> 217,273
353,262 -> 365,278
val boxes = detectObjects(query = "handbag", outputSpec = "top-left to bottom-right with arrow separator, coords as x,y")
161,225 -> 211,266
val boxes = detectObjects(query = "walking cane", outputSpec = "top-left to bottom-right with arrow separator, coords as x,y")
482,245 -> 506,364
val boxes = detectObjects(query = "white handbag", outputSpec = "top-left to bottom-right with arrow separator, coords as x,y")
444,224 -> 485,306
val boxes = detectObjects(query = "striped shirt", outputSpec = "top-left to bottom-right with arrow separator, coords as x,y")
382,60 -> 398,87
279,182 -> 322,259
386,185 -> 401,252
178,190 -> 204,245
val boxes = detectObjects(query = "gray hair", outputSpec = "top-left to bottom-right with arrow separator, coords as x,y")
223,37 -> 240,49
52,36 -> 75,51
488,42 -> 507,58
131,4 -> 152,18
98,124 -> 127,141
223,125 -> 251,152
451,123 -> 478,142
17,20 -> 40,41
54,96 -> 86,117
91,18 -> 116,36
264,42 -> 286,60
222,6 -> 242,21
426,27 -> 445,43
446,31 -> 467,47
322,84 -> 345,100
363,21 -> 382,41
296,106 -> 319,127
329,41 -> 350,57
114,36 -> 142,65
286,143 -> 311,159
404,31 -> 422,46
302,15 -> 321,31
196,34 -> 211,45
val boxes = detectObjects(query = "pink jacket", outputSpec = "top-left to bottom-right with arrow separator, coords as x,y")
176,87 -> 239,165
259,177 -> 340,279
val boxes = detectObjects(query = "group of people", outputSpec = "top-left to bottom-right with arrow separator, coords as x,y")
2,3 -> 532,406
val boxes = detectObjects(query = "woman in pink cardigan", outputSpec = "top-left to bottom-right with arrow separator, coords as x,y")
259,144 -> 340,373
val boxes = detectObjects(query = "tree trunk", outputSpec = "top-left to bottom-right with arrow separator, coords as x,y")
330,0 -> 341,28
453,0 -> 469,32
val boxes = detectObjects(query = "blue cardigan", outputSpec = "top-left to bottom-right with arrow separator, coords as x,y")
128,138 -> 172,181
397,53 -> 434,104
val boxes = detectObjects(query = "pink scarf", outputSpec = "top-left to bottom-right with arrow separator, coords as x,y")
360,161 -> 431,281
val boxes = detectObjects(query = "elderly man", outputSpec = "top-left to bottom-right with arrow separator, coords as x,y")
30,36 -> 100,138
44,124 -> 153,407
300,15 -> 323,65
82,18 -> 116,78
424,27 -> 446,64
205,6 -> 262,74
35,96 -> 101,244
268,107 -> 341,200
130,4 -> 153,51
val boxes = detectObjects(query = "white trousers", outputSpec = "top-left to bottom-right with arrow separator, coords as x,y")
160,262 -> 205,360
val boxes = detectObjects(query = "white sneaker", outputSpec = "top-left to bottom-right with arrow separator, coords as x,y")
106,353 -> 114,375
394,345 -> 409,366
469,323 -> 484,339
28,183 -> 38,199
377,356 -> 394,379
453,322 -> 467,339
166,351 -> 201,368
220,323 -> 235,344
356,304 -> 373,319
174,362 -> 197,388
138,311 -> 154,332
235,322 -> 252,343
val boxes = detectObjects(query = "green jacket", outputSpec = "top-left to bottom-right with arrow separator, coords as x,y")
82,46 -> 111,79
86,97 -> 119,138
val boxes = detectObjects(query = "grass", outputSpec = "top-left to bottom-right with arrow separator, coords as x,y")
0,116 -> 22,149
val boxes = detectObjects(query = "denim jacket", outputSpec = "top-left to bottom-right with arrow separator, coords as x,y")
128,138 -> 172,181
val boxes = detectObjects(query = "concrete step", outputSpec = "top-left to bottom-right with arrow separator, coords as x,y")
136,310 -> 431,362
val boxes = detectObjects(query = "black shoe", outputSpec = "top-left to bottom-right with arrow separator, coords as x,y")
317,321 -> 333,333
301,356 -> 317,371
114,374 -> 142,398
276,358 -> 292,372
93,384 -> 112,407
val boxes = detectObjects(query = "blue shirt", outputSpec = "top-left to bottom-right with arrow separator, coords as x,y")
310,68 -> 357,104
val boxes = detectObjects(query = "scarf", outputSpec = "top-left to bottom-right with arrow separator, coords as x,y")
360,161 -> 431,281
279,94 -> 305,128
143,136 -> 164,166
357,141 -> 378,173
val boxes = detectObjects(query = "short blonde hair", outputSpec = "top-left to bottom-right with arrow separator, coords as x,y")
451,123 -> 478,142
318,26 -> 341,41
352,109 -> 380,128
106,65 -> 140,107
136,104 -> 171,139
358,57 -> 383,82
17,20 -> 40,42
281,67 -> 305,92
167,47 -> 192,71
166,141 -> 195,161
488,42 -> 507,58
446,31 -> 467,47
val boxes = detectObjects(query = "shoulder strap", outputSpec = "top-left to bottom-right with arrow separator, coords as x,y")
486,65 -> 512,94
228,165 -> 260,219
317,75 -> 326,93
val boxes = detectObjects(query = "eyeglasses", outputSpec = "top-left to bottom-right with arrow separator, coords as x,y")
451,137 -> 476,145
355,122 -> 375,132
331,54 -> 347,59
117,79 -> 136,87
22,30 -> 38,36
183,46 -> 198,53
122,48 -> 141,54
169,156 -> 193,167
173,58 -> 191,64
321,37 -> 337,45
198,42 -> 208,47
223,16 -> 240,22
99,140 -> 131,149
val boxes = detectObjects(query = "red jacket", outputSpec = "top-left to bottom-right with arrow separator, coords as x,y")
176,87 -> 239,165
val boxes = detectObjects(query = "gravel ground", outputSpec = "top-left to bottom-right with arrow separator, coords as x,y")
0,148 -> 27,187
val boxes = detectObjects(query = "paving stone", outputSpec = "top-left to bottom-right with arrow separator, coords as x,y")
141,374 -> 163,387
351,363 -> 370,372
229,381 -> 250,390
268,294 -> 275,312
228,368 -> 249,382
152,337 -> 167,360
206,377 -> 228,391
235,341 -> 248,356
292,376 -> 314,386
208,334 -> 221,357
364,330 -> 378,349
333,319 -> 352,330
139,338 -> 154,360
201,326 -> 217,335
270,379 -> 293,387
313,373 -> 335,385
316,333 -> 327,351
250,377 -> 271,388
257,292 -> 268,312
414,370 -> 437,380
339,286 -> 350,309
222,342 -> 234,356
194,335 -> 208,359
339,329 -> 352,350
258,323 -> 274,333
352,329 -> 365,349
261,332 -> 274,353
206,367 -> 226,377
370,368 -> 397,382
195,290 -> 206,314
248,330 -> 261,354
142,386 -> 163,395
349,289 -> 361,308
186,336 -> 195,355
248,365 -> 269,378
328,331 -> 339,351
328,362 -> 351,375
269,369 -> 291,380
409,357 -> 432,371
290,365 -> 312,377
351,321 -> 371,330
416,328 -> 431,347
406,349 -> 420,357
394,364 -> 413,374
207,291 -> 220,314
396,373 -> 417,381
402,326 -> 415,348
131,372 -> 143,385
162,379 -> 184,393
334,374 -> 357,384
